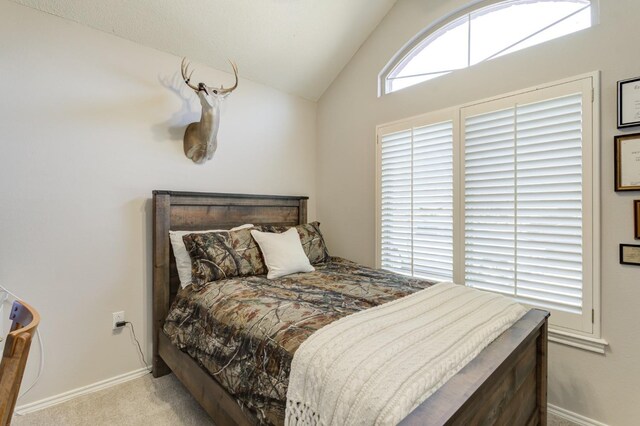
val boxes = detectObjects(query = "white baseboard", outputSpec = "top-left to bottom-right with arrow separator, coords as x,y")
549,404 -> 608,426
14,370 -> 609,426
15,366 -> 151,415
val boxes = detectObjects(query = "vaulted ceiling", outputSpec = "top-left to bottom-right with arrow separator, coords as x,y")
12,0 -> 397,100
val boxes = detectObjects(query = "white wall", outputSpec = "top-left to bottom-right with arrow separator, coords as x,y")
0,0 -> 317,405
317,0 -> 640,424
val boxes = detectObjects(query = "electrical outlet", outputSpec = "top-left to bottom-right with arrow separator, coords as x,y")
112,311 -> 125,330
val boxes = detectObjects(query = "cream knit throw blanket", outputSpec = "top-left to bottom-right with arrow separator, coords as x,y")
284,282 -> 528,426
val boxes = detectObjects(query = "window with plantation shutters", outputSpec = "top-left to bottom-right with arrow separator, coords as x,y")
377,74 -> 600,341
379,120 -> 454,282
380,129 -> 413,275
460,77 -> 596,334
463,92 -> 588,330
413,123 -> 454,281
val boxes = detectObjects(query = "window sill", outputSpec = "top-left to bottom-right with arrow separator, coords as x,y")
548,328 -> 608,354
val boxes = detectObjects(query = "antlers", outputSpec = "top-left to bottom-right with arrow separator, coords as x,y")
180,58 -> 198,91
218,61 -> 238,95
180,57 -> 238,95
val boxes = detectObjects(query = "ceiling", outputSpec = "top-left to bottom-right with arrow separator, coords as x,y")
12,0 -> 397,100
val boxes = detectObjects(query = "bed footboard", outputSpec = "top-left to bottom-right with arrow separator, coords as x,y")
399,309 -> 549,426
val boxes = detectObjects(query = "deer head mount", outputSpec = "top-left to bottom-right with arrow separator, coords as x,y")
180,58 -> 238,164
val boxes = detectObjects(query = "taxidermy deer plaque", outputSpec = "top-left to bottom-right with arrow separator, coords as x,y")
180,58 -> 238,163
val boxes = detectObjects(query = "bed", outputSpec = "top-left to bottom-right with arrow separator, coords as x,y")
152,190 -> 549,426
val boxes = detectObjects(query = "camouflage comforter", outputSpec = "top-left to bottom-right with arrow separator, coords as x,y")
163,257 -> 435,425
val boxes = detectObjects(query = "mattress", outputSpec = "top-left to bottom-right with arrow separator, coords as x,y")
163,257 -> 434,425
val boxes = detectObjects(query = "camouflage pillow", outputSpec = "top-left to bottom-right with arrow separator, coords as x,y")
183,227 -> 267,285
227,227 -> 268,276
183,223 -> 329,284
182,231 -> 237,284
262,222 -> 330,265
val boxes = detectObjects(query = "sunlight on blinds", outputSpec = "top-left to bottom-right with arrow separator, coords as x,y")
464,107 -> 517,295
380,130 -> 413,275
380,121 -> 454,281
464,93 -> 583,314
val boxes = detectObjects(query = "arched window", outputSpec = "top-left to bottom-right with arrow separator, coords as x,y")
381,0 -> 592,95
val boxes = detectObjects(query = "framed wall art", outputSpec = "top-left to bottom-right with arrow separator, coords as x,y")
620,244 -> 640,265
614,133 -> 640,191
635,200 -> 640,239
618,77 -> 640,128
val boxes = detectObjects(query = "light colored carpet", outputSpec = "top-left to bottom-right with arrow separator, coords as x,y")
550,417 -> 581,426
13,373 -> 576,425
13,373 -> 214,426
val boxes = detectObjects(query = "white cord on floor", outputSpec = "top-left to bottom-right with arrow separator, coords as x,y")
0,284 -> 45,410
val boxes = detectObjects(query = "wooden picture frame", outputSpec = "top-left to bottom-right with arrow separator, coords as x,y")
620,244 -> 640,265
614,133 -> 640,191
618,77 -> 640,128
635,200 -> 640,239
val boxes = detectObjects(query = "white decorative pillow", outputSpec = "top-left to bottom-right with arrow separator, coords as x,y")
250,228 -> 315,279
170,224 -> 253,288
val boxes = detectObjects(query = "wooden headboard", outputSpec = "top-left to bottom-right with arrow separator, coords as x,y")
152,190 -> 308,375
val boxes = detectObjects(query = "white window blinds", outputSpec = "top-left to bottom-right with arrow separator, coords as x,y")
377,74 -> 598,336
380,129 -> 413,274
463,93 -> 584,315
380,121 -> 454,281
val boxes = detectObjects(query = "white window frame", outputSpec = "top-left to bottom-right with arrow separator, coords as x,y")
378,0 -> 600,97
376,108 -> 460,282
375,72 -> 606,352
